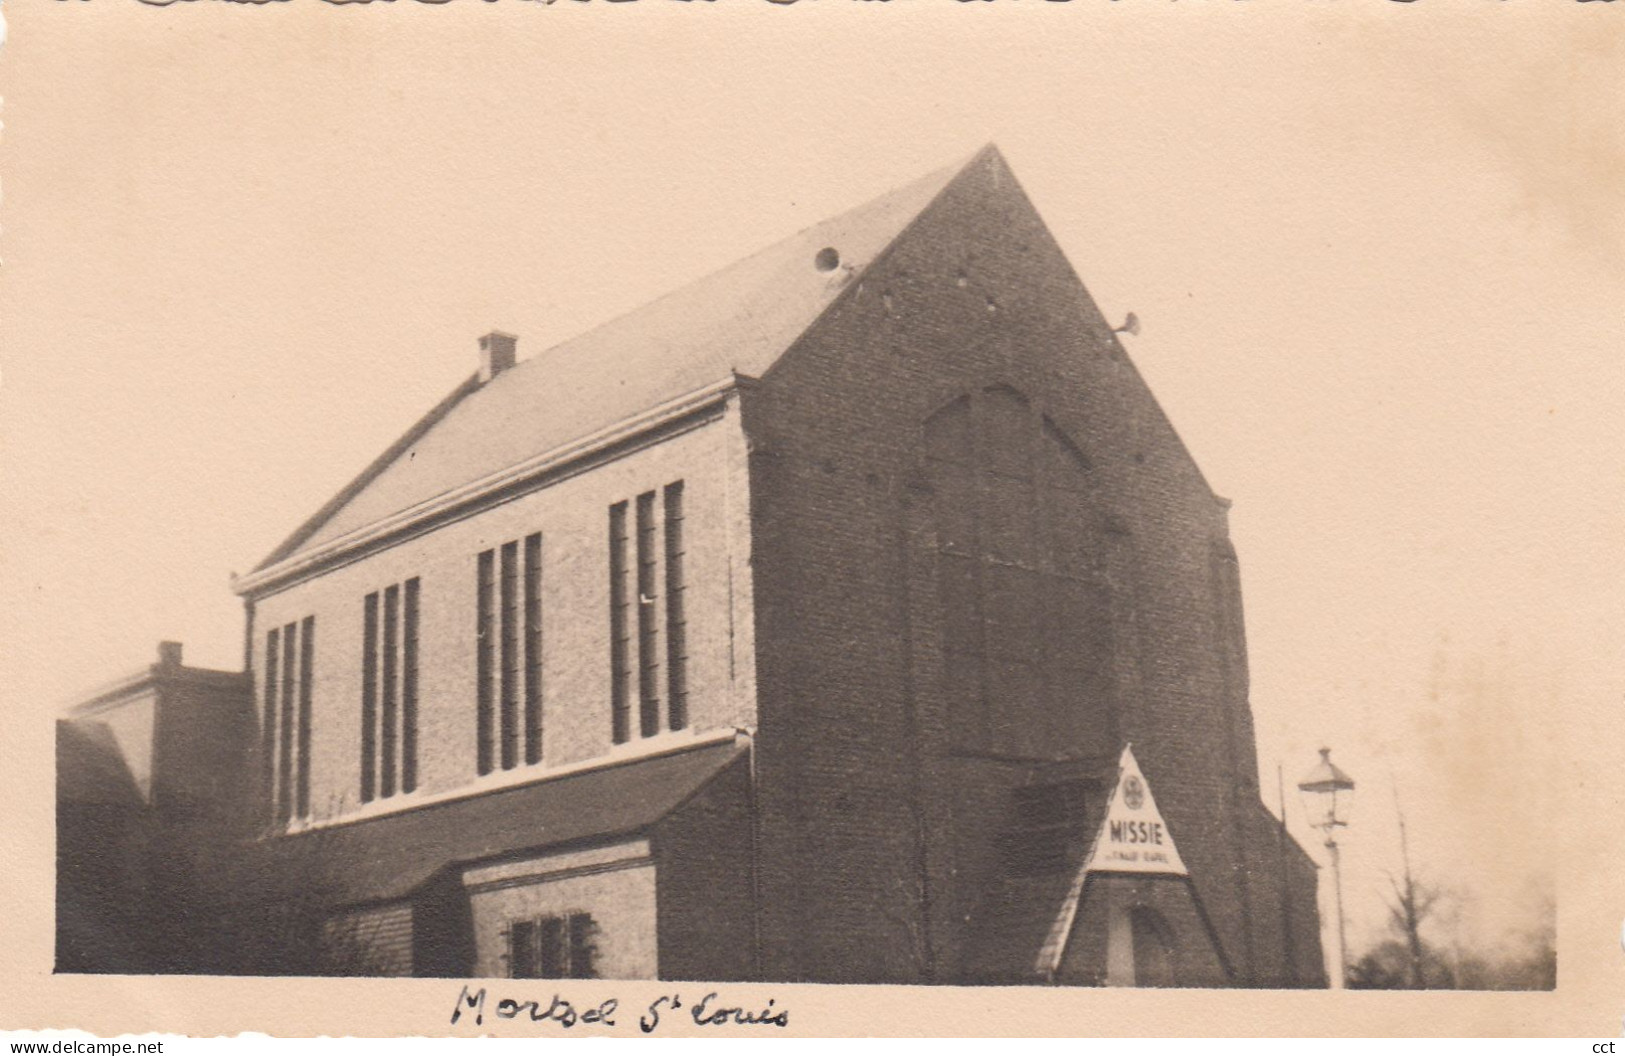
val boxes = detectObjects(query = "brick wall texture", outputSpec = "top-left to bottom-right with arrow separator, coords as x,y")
249,411 -> 751,826
224,148 -> 1323,986
741,149 -> 1324,985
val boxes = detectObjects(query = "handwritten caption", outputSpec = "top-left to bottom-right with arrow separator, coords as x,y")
449,985 -> 789,1033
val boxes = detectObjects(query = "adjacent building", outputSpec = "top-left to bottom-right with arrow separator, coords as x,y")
57,145 -> 1325,986
56,643 -> 254,973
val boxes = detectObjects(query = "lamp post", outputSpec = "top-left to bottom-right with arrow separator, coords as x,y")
1298,747 -> 1356,988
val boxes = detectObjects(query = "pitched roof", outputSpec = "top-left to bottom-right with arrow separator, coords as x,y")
257,149 -> 995,572
244,738 -> 746,908
56,720 -> 145,808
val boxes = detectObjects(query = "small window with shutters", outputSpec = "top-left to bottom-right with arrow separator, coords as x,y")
506,912 -> 598,979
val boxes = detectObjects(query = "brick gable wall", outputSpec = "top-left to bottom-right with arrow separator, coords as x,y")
743,152 -> 1320,985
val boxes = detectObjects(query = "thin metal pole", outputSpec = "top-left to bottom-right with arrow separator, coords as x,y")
1328,834 -> 1348,989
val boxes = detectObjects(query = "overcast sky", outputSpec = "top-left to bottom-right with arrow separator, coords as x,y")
4,1 -> 1620,974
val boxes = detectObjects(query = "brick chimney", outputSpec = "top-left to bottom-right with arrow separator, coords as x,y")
157,641 -> 183,668
479,331 -> 518,383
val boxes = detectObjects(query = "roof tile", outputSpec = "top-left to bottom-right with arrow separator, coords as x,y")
245,738 -> 746,907
261,149 -> 992,568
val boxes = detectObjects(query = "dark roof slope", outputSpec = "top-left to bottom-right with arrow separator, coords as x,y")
258,150 -> 990,570
246,738 -> 745,908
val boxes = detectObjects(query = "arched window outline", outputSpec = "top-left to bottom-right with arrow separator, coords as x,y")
922,384 -> 1117,760
922,384 -> 1103,577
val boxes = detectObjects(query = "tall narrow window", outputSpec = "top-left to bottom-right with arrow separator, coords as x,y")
296,616 -> 314,820
381,585 -> 400,798
277,621 -> 297,823
361,593 -> 379,803
499,541 -> 520,771
262,627 -> 280,810
362,579 -> 419,801
402,578 -> 420,794
523,532 -> 543,766
566,914 -> 598,979
635,491 -> 661,738
537,917 -> 566,979
476,539 -> 545,771
609,502 -> 632,745
663,482 -> 688,731
509,920 -> 540,979
264,616 -> 316,824
609,482 -> 689,742
476,549 -> 496,776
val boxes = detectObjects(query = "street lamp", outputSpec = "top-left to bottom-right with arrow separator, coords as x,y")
1298,747 -> 1356,988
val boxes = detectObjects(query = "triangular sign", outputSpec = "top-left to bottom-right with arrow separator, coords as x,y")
1084,744 -> 1188,877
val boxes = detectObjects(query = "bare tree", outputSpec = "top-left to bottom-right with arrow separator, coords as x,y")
1349,796 -> 1554,992
1387,805 -> 1442,989
1348,788 -> 1453,990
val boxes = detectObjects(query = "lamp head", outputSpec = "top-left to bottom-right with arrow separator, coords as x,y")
1297,747 -> 1356,832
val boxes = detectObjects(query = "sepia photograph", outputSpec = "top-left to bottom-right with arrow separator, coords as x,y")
2,0 -> 1620,1038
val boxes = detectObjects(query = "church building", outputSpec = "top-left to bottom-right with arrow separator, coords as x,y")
57,146 -> 1325,987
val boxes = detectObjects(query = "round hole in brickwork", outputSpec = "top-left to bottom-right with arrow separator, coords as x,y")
815,247 -> 840,272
